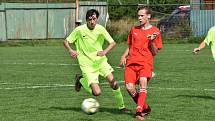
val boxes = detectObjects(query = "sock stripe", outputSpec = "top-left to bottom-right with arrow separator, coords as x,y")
139,88 -> 147,93
132,92 -> 137,97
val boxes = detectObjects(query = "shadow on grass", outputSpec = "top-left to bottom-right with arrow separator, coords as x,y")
39,106 -> 133,116
175,95 -> 215,100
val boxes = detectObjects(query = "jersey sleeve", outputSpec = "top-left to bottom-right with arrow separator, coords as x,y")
127,27 -> 133,45
100,26 -> 114,43
204,28 -> 213,46
66,27 -> 79,43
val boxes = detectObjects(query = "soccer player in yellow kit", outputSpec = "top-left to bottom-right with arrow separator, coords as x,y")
64,9 -> 130,113
193,26 -> 215,61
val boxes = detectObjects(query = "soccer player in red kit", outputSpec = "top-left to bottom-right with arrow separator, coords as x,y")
120,6 -> 163,120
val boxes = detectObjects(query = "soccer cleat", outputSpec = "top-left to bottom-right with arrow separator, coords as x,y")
74,74 -> 83,92
135,112 -> 145,120
142,106 -> 151,116
119,108 -> 131,113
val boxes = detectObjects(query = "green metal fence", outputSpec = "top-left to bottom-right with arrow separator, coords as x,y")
0,3 -> 6,41
191,0 -> 215,36
0,2 -> 107,41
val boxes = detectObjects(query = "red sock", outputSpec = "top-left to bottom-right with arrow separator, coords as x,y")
136,88 -> 147,112
131,91 -> 139,104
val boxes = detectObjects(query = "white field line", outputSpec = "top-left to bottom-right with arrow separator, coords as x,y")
0,81 -> 215,92
1,62 -> 123,69
171,49 -> 191,52
0,82 -> 107,90
1,62 -> 214,91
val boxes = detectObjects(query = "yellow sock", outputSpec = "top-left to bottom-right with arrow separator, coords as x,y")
112,87 -> 125,109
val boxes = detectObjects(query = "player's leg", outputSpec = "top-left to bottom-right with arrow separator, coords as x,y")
77,75 -> 92,94
90,83 -> 101,96
126,83 -> 138,102
77,71 -> 101,96
125,80 -> 151,115
137,67 -> 152,116
106,73 -> 130,113
106,73 -> 122,107
124,66 -> 151,116
75,74 -> 83,92
124,65 -> 144,119
100,62 -> 130,113
133,77 -> 147,120
88,72 -> 102,96
124,66 -> 139,103
76,77 -> 101,96
136,77 -> 148,113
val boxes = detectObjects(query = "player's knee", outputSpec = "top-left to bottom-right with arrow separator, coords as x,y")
91,86 -> 101,96
139,77 -> 148,88
92,90 -> 101,96
126,83 -> 135,93
110,80 -> 118,90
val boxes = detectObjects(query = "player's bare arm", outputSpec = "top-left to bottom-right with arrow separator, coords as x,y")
150,42 -> 158,56
64,40 -> 78,58
97,41 -> 116,56
193,41 -> 206,54
120,48 -> 129,66
148,33 -> 159,56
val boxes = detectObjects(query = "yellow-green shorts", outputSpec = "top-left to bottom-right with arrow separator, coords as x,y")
81,61 -> 114,86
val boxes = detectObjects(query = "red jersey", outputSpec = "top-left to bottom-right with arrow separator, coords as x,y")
126,25 -> 163,69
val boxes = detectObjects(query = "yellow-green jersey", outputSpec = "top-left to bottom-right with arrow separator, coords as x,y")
204,26 -> 215,61
66,24 -> 114,72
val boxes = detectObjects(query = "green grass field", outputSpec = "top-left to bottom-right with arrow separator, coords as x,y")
0,42 -> 215,121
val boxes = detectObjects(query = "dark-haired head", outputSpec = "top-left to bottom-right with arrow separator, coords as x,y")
86,9 -> 99,30
86,9 -> 99,21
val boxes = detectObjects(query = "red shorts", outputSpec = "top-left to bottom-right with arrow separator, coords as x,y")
124,64 -> 152,84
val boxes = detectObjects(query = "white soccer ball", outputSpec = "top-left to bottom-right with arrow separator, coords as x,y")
81,98 -> 99,115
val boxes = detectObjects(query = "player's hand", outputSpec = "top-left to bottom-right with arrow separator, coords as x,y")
97,51 -> 107,56
193,48 -> 200,54
147,32 -> 159,41
120,56 -> 126,68
69,50 -> 78,58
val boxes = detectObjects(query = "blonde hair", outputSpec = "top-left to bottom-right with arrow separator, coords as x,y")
138,6 -> 152,15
